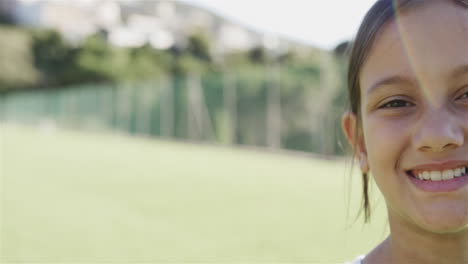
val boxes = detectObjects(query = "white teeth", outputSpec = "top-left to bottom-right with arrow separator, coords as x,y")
417,173 -> 424,180
414,166 -> 468,181
430,171 -> 442,181
423,171 -> 431,180
442,169 -> 454,180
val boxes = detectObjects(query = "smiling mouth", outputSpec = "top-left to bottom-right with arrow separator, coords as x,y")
406,166 -> 468,181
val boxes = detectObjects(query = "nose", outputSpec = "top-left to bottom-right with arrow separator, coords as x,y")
413,109 -> 464,153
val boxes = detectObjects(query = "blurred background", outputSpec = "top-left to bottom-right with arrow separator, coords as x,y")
0,0 -> 388,263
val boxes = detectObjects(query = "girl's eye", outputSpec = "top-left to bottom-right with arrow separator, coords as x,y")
457,91 -> 468,100
379,99 -> 413,109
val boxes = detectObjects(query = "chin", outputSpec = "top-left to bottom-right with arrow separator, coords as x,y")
417,214 -> 468,234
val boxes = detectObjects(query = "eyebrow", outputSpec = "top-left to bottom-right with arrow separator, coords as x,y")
366,75 -> 415,96
451,64 -> 468,79
366,64 -> 468,96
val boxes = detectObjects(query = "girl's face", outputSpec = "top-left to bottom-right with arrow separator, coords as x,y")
345,1 -> 468,233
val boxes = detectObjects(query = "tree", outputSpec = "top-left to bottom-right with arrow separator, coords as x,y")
31,29 -> 72,85
333,40 -> 351,58
187,31 -> 212,62
248,45 -> 268,64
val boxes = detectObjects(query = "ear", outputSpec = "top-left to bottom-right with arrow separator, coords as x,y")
342,111 -> 369,173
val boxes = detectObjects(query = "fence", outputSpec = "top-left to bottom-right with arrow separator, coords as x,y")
0,61 -> 348,155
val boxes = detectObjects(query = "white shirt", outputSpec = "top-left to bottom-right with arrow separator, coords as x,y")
345,254 -> 365,264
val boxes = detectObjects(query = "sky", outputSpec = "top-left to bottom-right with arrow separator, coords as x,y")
179,0 -> 377,50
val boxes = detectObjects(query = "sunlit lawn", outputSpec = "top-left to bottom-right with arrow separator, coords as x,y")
1,124 -> 388,264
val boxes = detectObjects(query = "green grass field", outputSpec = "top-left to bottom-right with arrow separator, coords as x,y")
1,124 -> 389,264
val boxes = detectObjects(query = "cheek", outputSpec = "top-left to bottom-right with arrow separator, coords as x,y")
363,115 -> 411,181
462,109 -> 468,133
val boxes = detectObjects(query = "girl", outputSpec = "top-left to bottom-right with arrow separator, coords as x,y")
342,0 -> 468,263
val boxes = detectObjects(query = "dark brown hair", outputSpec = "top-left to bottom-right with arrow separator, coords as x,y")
347,0 -> 467,222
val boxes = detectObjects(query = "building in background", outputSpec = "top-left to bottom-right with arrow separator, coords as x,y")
1,0 -> 313,55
